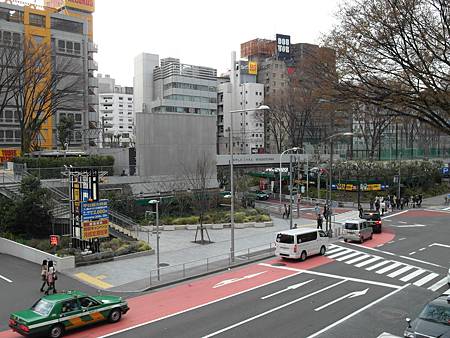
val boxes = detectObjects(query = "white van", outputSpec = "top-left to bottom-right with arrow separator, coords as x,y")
343,219 -> 373,243
275,227 -> 329,261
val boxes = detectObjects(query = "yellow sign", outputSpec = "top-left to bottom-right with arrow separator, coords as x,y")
82,219 -> 109,240
248,61 -> 258,75
45,0 -> 95,12
0,148 -> 20,164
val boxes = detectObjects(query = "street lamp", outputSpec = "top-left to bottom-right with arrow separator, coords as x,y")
229,105 -> 270,262
325,132 -> 354,236
148,199 -> 160,281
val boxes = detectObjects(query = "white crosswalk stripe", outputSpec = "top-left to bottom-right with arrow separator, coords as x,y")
428,277 -> 449,292
335,252 -> 362,262
413,273 -> 439,287
376,262 -> 403,274
400,269 -> 427,282
325,245 -> 447,291
387,265 -> 415,278
366,260 -> 392,271
345,254 -> 371,265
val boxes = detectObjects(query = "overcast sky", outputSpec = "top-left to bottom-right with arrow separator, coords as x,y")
93,0 -> 341,87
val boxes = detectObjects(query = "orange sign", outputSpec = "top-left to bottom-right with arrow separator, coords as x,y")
82,219 -> 109,240
50,235 -> 59,246
45,0 -> 95,12
248,61 -> 258,75
0,148 -> 20,164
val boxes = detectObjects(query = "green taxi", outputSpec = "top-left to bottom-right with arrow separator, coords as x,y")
9,290 -> 129,338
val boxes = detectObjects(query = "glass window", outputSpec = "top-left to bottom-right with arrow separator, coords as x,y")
29,14 -> 45,28
0,9 -> 24,23
31,299 -> 53,316
58,40 -> 65,52
276,233 -> 294,244
61,299 -> 80,313
419,303 -> 450,325
3,31 -> 11,43
51,17 -> 83,34
66,41 -> 73,53
345,223 -> 359,230
74,42 -> 81,54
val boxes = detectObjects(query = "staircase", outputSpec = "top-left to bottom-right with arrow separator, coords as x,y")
0,183 -> 21,199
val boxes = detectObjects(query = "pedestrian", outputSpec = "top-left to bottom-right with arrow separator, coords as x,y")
380,199 -> 386,215
293,223 -> 298,229
358,205 -> 363,218
314,204 -> 320,216
39,259 -> 48,292
369,198 -> 374,210
45,260 -> 57,295
317,214 -> 323,229
418,194 -> 423,207
286,204 -> 291,219
396,197 -> 401,210
375,199 -> 380,212
282,204 -> 287,219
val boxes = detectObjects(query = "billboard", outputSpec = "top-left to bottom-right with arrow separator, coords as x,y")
45,0 -> 95,12
248,61 -> 258,75
276,34 -> 291,60
82,219 -> 109,240
0,148 -> 20,164
80,199 -> 108,221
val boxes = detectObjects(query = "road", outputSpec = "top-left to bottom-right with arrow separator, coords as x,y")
0,209 -> 448,338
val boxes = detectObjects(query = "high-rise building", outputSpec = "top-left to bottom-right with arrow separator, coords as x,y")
97,74 -> 134,148
217,53 -> 265,155
133,53 -> 159,114
0,0 -> 97,156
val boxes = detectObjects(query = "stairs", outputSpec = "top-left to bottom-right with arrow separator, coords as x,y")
0,183 -> 21,199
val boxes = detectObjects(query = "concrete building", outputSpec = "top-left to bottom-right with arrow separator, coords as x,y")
97,74 -> 134,148
217,54 -> 265,155
133,54 -> 218,180
0,0 -> 97,158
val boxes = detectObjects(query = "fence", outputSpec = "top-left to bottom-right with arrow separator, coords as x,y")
147,243 -> 275,288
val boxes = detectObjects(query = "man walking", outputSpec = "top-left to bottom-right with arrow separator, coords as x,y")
317,214 -> 323,230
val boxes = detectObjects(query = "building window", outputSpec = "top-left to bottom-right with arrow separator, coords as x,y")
74,42 -> 81,54
0,9 -> 24,23
51,17 -> 83,34
119,97 -> 123,100
29,14 -> 45,28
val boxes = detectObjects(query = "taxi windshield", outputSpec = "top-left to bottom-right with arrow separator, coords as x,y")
31,299 -> 53,316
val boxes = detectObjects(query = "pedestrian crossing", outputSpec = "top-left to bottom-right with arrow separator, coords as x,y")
326,244 -> 448,292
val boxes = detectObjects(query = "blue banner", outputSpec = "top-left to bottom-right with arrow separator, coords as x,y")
80,199 -> 109,221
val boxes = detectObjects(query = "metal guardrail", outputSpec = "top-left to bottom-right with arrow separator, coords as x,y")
147,243 -> 275,286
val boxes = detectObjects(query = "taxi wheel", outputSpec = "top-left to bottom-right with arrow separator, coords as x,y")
108,308 -> 122,323
49,324 -> 64,338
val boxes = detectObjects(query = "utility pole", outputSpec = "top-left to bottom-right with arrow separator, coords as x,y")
289,154 -> 293,229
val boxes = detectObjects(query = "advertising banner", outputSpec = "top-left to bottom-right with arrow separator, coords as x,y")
248,61 -> 258,75
0,148 -> 20,164
80,199 -> 108,221
276,34 -> 291,60
81,219 -> 109,240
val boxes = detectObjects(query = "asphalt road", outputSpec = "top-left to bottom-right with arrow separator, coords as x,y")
1,209 -> 449,338
0,254 -> 100,332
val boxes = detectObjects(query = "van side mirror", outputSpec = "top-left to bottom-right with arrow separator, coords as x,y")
406,317 -> 411,327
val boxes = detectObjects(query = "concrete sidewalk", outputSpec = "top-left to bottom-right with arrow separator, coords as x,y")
65,209 -> 359,292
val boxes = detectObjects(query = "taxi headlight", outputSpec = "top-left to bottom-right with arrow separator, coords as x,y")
403,330 -> 414,338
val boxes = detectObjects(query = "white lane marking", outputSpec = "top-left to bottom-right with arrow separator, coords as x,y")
384,219 -> 392,222
381,210 -> 409,219
345,254 -> 371,265
413,273 -> 439,287
399,255 -> 445,268
327,249 -> 354,259
366,261 -> 392,271
400,269 -> 427,282
398,238 -> 406,241
213,271 -> 267,288
347,243 -> 395,256
261,279 -> 314,300
397,224 -> 426,228
335,252 -> 362,262
376,262 -> 403,274
202,280 -> 347,338
398,221 -> 407,224
0,274 -> 13,283
377,244 -> 384,248
355,256 -> 383,268
97,270 -> 303,338
418,248 -> 426,251
387,265 -> 415,278
259,263 -> 401,289
409,251 -> 417,255
314,288 -> 369,312
387,241 -> 395,244
306,284 -> 410,338
377,333 -> 402,338
325,247 -> 347,255
428,277 -> 449,292
430,243 -> 450,249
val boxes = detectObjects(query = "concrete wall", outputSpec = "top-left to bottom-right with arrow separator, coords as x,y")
89,147 -> 131,175
0,237 -> 75,270
136,112 -> 218,181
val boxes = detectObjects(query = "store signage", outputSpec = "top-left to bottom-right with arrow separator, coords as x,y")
81,219 -> 109,240
248,61 -> 258,75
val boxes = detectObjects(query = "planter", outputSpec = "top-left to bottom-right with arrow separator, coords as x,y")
186,225 -> 197,230
264,221 -> 274,227
163,225 -> 176,231
254,222 -> 266,228
212,224 -> 224,230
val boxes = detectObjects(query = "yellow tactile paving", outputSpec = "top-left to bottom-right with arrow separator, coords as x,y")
74,272 -> 113,289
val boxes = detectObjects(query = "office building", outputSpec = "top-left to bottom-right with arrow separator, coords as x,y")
0,0 -> 97,158
97,74 -> 134,148
217,53 -> 265,155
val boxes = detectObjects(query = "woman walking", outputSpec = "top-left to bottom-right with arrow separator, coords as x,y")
45,260 -> 57,295
39,260 -> 47,292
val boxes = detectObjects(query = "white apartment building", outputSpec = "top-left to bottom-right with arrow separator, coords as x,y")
217,53 -> 265,155
98,74 -> 134,148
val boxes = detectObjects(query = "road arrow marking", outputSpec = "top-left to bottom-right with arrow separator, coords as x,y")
0,273 -> 12,283
212,271 -> 267,288
261,279 -> 315,300
314,288 -> 369,311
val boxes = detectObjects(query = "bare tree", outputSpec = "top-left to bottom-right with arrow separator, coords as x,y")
325,0 -> 450,134
5,37 -> 83,153
181,153 -> 216,244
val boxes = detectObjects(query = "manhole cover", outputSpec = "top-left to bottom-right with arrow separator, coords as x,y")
272,262 -> 286,266
158,263 -> 170,267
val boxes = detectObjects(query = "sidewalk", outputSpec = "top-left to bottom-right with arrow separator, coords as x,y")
64,209 -> 359,292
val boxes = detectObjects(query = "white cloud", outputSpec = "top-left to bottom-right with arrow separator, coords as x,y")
93,0 -> 341,86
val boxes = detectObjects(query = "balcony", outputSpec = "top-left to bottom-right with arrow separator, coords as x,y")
88,42 -> 98,53
88,77 -> 98,87
88,60 -> 98,70
101,115 -> 113,120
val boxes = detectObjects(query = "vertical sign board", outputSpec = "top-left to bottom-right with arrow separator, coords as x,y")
80,199 -> 109,240
276,34 -> 291,60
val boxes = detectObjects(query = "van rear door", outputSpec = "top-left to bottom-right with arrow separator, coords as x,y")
276,233 -> 296,257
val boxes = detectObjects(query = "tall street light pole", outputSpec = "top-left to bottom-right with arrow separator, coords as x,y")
148,199 -> 160,281
325,132 -> 354,237
279,147 -> 300,206
229,105 -> 270,263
